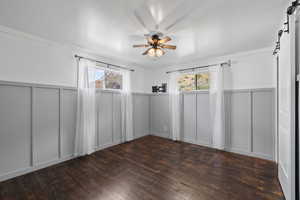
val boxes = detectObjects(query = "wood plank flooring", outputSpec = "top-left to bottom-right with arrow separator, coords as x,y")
0,136 -> 284,200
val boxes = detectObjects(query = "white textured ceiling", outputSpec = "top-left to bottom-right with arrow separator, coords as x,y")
0,0 -> 287,68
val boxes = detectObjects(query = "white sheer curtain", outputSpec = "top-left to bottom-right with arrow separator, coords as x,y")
168,72 -> 181,141
209,65 -> 225,150
121,70 -> 133,142
75,59 -> 97,156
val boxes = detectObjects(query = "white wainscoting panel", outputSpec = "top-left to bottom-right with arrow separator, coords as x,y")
0,81 -> 151,182
149,89 -> 275,161
96,91 -> 151,150
133,94 -> 150,139
113,93 -> 122,143
0,80 -> 274,183
97,92 -> 113,147
34,88 -> 60,166
226,91 -> 252,153
196,92 -> 211,146
0,85 -> 32,176
252,90 -> 275,159
150,94 -> 170,138
224,92 -> 232,148
183,93 -> 197,143
61,89 -> 77,158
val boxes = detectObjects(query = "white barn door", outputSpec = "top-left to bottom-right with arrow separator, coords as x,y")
278,12 -> 297,200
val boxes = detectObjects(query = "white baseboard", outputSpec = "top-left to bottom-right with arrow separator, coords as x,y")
94,134 -> 149,152
0,138 -> 133,182
0,155 -> 75,182
95,140 -> 122,151
182,138 -> 212,147
134,133 -> 149,139
150,132 -> 170,139
226,147 -> 274,161
153,134 -> 274,161
196,141 -> 212,148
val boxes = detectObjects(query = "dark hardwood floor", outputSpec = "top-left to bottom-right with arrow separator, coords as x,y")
0,136 -> 284,200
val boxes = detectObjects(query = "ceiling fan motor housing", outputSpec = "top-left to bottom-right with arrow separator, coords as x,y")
151,34 -> 160,48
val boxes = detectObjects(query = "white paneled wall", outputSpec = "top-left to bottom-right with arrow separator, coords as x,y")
150,94 -> 170,139
150,88 -> 275,160
133,94 -> 150,139
61,89 -> 77,158
226,91 -> 252,153
0,79 -> 275,182
112,93 -> 122,143
252,90 -> 275,157
0,82 -> 78,182
34,88 -> 60,165
196,92 -> 211,146
0,81 -> 151,182
97,92 -> 114,147
183,93 -> 197,144
0,85 -> 32,176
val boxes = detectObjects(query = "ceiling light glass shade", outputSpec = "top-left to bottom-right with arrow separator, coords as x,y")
148,48 -> 156,57
147,48 -> 164,57
155,48 -> 164,57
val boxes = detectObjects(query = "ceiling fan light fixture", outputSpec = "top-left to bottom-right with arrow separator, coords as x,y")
148,48 -> 156,57
147,48 -> 164,57
155,48 -> 164,57
133,33 -> 175,58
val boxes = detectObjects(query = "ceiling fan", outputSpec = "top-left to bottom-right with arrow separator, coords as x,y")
133,33 -> 176,57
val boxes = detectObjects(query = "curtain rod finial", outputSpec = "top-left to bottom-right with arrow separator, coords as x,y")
74,54 -> 80,59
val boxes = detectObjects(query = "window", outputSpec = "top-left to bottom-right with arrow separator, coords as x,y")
105,70 -> 122,90
95,69 -> 105,89
178,74 -> 195,92
196,72 -> 209,90
178,72 -> 209,91
93,68 -> 123,90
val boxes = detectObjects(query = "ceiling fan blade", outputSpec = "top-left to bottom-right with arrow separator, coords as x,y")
158,36 -> 172,44
134,10 -> 150,32
161,45 -> 176,50
133,44 -> 150,48
159,1 -> 199,34
164,13 -> 190,32
133,2 -> 158,33
142,48 -> 151,55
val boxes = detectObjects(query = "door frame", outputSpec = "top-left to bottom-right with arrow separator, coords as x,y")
295,8 -> 300,200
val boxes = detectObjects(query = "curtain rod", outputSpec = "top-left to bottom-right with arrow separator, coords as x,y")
166,60 -> 231,74
74,55 -> 135,72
